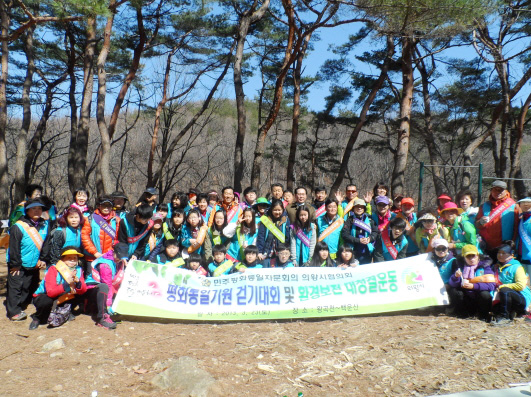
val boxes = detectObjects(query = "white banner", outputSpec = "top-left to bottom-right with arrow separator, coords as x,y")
112,254 -> 449,321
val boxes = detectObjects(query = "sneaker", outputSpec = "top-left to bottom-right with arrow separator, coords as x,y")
524,314 -> 531,323
29,319 -> 40,330
97,313 -> 117,330
10,312 -> 27,321
492,316 -> 512,326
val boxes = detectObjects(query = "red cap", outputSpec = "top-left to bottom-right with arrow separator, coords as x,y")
401,197 -> 415,206
438,194 -> 452,201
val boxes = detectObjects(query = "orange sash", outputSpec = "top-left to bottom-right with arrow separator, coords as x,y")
188,225 -> 208,253
16,221 -> 44,251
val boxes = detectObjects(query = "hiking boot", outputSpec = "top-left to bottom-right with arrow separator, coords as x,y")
492,316 -> 512,326
10,312 -> 27,321
67,313 -> 76,322
97,313 -> 117,330
29,319 -> 40,330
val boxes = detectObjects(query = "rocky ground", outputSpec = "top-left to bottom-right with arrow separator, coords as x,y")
1,250 -> 531,397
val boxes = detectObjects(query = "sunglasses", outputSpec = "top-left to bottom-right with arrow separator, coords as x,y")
434,246 -> 448,252
347,190 -> 357,193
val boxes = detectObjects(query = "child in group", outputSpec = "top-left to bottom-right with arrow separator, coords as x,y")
186,253 -> 208,276
153,238 -> 185,267
252,197 -> 270,218
283,190 -> 294,206
208,245 -> 240,276
447,244 -> 496,321
373,217 -> 409,262
117,203 -> 153,260
143,212 -> 165,260
84,242 -> 130,329
168,191 -> 188,218
29,246 -> 87,330
336,246 -> 359,268
181,208 -> 212,261
70,188 -> 92,217
44,206 -> 84,267
390,194 -> 403,214
429,238 -> 456,285
371,196 -> 394,232
396,197 -> 418,256
207,191 -> 219,208
6,198 -> 51,321
81,196 -> 121,263
240,187 -> 257,210
273,244 -> 295,268
111,191 -> 129,219
491,241 -> 531,325
316,198 -> 343,260
341,198 -> 378,264
516,197 -> 531,275
290,205 -> 317,267
156,203 -> 169,219
440,202 -> 478,255
163,207 -> 185,244
224,207 -> 258,262
209,210 -> 230,249
257,199 -> 291,268
240,245 -> 263,269
414,210 -> 448,254
308,241 -> 335,267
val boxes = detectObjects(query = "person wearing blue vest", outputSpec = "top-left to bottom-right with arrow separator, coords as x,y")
516,197 -> 531,276
448,244 -> 496,321
153,238 -> 185,267
84,243 -> 129,329
373,217 -> 408,262
111,191 -> 129,219
117,203 -> 153,260
8,184 -> 42,227
224,207 -> 258,262
396,197 -> 419,256
29,246 -> 87,330
316,198 -> 344,260
290,205 -> 317,267
428,238 -> 456,285
142,212 -> 165,260
257,199 -> 291,268
6,198 -> 51,321
341,198 -> 378,265
43,206 -> 84,267
491,241 -> 531,326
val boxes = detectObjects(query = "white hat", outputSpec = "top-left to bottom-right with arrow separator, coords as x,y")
518,197 -> 531,203
431,238 -> 449,248
418,213 -> 437,222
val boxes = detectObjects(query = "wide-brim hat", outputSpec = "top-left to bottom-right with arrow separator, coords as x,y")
25,200 -> 45,210
353,198 -> 366,207
418,213 -> 437,222
440,202 -> 464,215
61,248 -> 84,257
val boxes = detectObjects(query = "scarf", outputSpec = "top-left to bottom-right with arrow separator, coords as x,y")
377,211 -> 391,229
489,191 -> 510,207
523,212 -> 531,222
95,209 -> 114,221
462,263 -> 478,280
71,202 -> 89,213
29,218 -> 40,228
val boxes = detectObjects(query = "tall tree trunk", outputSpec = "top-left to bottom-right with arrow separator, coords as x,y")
70,17 -> 96,192
96,3 -> 116,195
0,0 -> 10,216
510,91 -> 531,198
414,45 -> 445,196
66,26 -> 79,194
494,60 -> 510,179
14,25 -> 35,204
390,36 -> 414,197
233,0 -> 271,192
286,34 -> 311,191
331,36 -> 395,194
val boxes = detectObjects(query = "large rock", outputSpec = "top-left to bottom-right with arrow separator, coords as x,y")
42,338 -> 66,352
151,357 -> 215,396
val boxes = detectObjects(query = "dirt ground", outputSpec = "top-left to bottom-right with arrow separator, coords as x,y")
1,249 -> 531,397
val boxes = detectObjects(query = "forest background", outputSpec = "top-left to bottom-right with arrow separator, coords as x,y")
1,0 -> 531,216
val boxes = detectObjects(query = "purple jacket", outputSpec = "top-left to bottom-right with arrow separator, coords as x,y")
448,257 -> 496,292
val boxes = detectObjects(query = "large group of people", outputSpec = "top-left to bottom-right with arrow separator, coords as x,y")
4,179 -> 531,330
